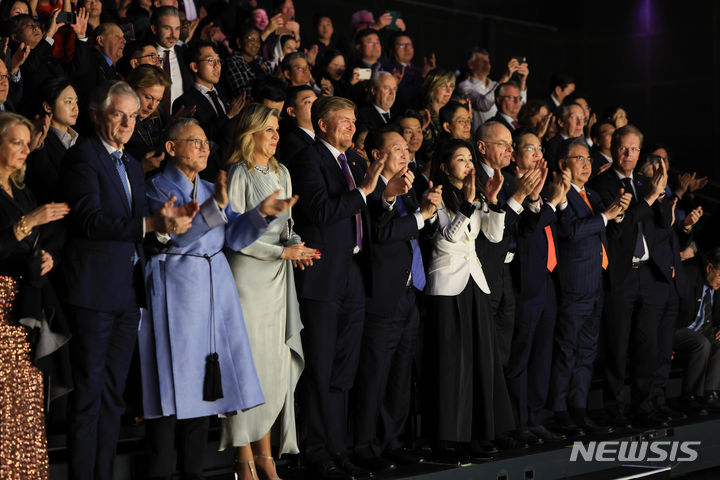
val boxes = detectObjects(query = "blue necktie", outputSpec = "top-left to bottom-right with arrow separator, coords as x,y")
395,195 -> 426,291
621,177 -> 646,258
111,150 -> 132,210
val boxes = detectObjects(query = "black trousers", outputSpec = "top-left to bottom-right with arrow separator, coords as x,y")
673,328 -> 720,396
425,280 -> 514,443
298,259 -> 366,464
505,272 -> 557,427
650,286 -> 680,406
66,300 -> 140,480
353,287 -> 419,457
490,263 -> 516,369
603,264 -> 668,414
145,415 -> 210,479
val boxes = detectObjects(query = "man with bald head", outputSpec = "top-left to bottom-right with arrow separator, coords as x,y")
473,121 -> 541,449
544,102 -> 586,171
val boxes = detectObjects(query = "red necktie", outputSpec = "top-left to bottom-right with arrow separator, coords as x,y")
578,189 -> 609,270
545,225 -> 557,272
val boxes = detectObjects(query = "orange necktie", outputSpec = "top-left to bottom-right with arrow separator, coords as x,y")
578,189 -> 609,270
545,225 -> 557,272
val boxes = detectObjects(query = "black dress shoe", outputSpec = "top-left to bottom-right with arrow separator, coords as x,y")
352,454 -> 396,473
554,411 -> 585,438
468,441 -> 496,462
516,428 -> 543,446
574,418 -> 614,435
656,403 -> 687,421
606,411 -> 633,429
495,432 -> 528,450
432,447 -> 470,465
334,454 -> 372,478
680,395 -> 708,416
310,459 -> 354,480
705,392 -> 720,411
384,447 -> 424,465
633,411 -> 670,428
529,425 -> 567,442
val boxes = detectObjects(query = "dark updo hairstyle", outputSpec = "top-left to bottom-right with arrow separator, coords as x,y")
432,138 -> 476,213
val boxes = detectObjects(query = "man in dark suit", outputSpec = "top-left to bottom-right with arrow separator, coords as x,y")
546,72 -> 575,111
504,131 -> 567,444
278,85 -> 316,165
288,96 -> 385,480
352,125 -> 439,472
588,125 -> 673,428
151,6 -> 194,112
543,103 -> 585,172
172,41 -> 244,181
549,138 -> 628,437
61,81 -> 197,480
382,33 -> 426,113
589,120 -> 615,178
491,82 -> 523,133
89,23 -> 125,84
674,249 -> 720,414
474,122 -> 540,370
356,71 -> 398,132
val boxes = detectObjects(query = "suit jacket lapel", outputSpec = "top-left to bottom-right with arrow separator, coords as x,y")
92,136 -> 132,215
316,142 -> 349,191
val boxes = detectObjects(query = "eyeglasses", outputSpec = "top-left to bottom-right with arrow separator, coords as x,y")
566,155 -> 592,164
396,43 -> 413,49
244,36 -> 261,44
617,146 -> 641,154
22,22 -> 41,31
0,74 -> 10,83
498,95 -> 522,102
486,140 -> 513,151
452,118 -> 472,126
135,53 -> 160,63
519,145 -> 544,153
199,58 -> 222,67
292,65 -> 307,72
172,138 -> 211,149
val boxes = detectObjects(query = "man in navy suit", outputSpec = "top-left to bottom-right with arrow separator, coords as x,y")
504,130 -> 567,445
61,81 -> 197,480
588,125 -> 672,428
550,137 -> 629,437
289,96 -> 385,480
352,125 -> 440,471
674,248 -> 720,413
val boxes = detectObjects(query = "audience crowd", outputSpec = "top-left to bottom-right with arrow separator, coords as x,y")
0,1 -> 717,479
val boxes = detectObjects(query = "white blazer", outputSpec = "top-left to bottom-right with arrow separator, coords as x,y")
425,200 -> 505,296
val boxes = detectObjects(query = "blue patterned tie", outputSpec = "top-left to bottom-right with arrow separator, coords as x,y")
395,195 -> 426,291
111,150 -> 132,210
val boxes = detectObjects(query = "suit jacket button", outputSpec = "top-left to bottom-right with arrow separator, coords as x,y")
130,255 -> 134,263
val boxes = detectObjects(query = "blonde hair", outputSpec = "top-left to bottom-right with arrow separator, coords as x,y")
226,103 -> 281,173
0,112 -> 33,189
421,68 -> 456,106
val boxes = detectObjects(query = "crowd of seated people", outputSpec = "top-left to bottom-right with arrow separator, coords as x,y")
0,1 -> 717,480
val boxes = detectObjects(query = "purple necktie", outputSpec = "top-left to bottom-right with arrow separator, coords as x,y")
338,153 -> 362,251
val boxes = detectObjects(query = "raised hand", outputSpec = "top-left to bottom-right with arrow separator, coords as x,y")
25,202 -> 70,228
689,174 -> 708,193
420,181 -> 442,219
306,44 -> 319,65
391,65 -> 406,84
648,157 -> 668,198
419,109 -> 432,130
141,150 -> 164,173
529,160 -> 548,201
9,42 -> 30,75
374,12 -> 393,29
596,161 -> 613,175
359,157 -> 385,196
511,167 -> 542,203
485,168 -> 504,204
40,250 -> 54,276
319,77 -> 333,96
684,206 -> 703,229
259,190 -> 298,217
422,53 -> 436,77
46,10 -> 61,39
384,166 -> 413,201
462,166 -> 476,202
171,104 -> 197,120
150,195 -> 199,234
227,93 -> 247,118
214,170 -> 228,208
29,114 -> 52,152
72,7 -> 90,39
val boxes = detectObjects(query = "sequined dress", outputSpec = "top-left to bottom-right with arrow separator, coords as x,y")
0,275 -> 49,479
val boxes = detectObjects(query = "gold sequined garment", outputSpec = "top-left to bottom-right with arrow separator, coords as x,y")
0,276 -> 48,479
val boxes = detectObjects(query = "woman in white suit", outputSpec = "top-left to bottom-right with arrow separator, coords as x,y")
424,139 -> 513,456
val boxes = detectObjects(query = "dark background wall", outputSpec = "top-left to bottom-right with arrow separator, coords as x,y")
282,0 -> 719,183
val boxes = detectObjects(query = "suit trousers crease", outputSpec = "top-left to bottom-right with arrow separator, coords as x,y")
298,258 -> 365,464
505,273 -> 557,427
603,265 -> 668,413
353,287 -> 419,457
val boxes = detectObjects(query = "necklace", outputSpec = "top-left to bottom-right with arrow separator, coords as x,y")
254,164 -> 271,175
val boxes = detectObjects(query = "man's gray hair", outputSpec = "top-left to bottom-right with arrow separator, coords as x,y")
372,70 -> 394,88
165,117 -> 200,142
89,81 -> 140,115
558,102 -> 582,121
